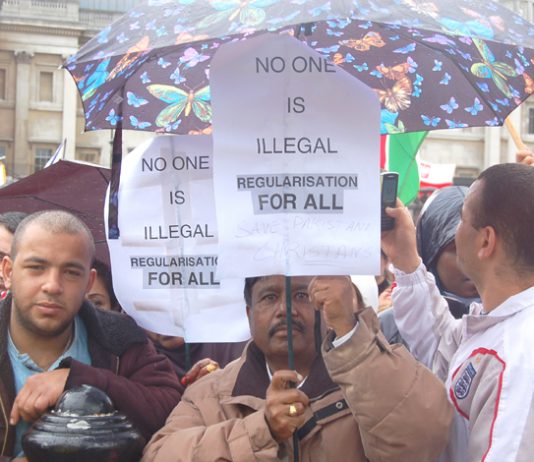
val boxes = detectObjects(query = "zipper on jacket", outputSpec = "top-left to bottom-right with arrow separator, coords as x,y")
0,393 -> 9,455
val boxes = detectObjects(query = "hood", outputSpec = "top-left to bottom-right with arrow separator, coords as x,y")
416,186 -> 468,286
350,275 -> 379,311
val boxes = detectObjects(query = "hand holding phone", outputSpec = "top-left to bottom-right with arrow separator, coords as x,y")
381,172 -> 399,231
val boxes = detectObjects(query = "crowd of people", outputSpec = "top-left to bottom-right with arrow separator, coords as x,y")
1,151 -> 534,461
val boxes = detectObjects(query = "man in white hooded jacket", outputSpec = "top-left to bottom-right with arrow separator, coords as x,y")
382,162 -> 534,462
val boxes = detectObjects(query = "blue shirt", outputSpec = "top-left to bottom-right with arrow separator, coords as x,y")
8,316 -> 91,457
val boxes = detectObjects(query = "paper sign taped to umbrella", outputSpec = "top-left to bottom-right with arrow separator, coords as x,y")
211,33 -> 381,277
106,135 -> 249,342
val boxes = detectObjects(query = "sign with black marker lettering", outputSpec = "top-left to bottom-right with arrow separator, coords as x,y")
211,34 -> 381,277
106,135 -> 249,342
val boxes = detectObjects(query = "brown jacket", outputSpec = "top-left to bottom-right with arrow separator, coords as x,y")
142,307 -> 453,462
0,297 -> 182,460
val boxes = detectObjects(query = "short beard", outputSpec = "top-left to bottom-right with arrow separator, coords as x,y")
12,301 -> 73,339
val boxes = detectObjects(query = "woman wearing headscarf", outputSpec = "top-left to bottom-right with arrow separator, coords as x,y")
416,185 -> 479,318
379,186 -> 479,345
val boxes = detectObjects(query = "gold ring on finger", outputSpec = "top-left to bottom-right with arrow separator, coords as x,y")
206,363 -> 217,373
289,404 -> 298,416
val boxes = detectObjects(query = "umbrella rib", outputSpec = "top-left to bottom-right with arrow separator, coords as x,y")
96,168 -> 111,183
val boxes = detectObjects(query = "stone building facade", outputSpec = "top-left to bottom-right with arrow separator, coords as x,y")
0,0 -> 150,180
0,0 -> 533,181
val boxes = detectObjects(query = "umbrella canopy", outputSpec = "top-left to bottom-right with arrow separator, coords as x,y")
65,0 -> 534,135
0,160 -> 111,264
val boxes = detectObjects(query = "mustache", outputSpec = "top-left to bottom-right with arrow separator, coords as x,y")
268,320 -> 305,337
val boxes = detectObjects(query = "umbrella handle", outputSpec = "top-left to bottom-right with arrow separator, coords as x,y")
505,117 -> 527,150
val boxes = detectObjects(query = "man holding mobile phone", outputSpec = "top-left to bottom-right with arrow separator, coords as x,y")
382,163 -> 534,461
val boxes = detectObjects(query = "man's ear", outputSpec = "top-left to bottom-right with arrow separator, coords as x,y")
2,256 -> 13,290
246,305 -> 251,319
477,226 -> 497,260
85,268 -> 97,295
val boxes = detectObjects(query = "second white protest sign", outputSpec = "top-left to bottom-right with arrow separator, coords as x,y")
106,135 -> 249,342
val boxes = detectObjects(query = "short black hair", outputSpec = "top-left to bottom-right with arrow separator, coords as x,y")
12,210 -> 95,259
244,275 -> 363,310
92,259 -> 120,311
244,277 -> 262,306
473,163 -> 534,271
0,211 -> 27,235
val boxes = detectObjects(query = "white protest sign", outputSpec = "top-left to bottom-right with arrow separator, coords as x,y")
211,33 -> 381,278
106,135 -> 250,342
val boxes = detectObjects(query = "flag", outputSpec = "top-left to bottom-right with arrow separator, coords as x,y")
380,131 -> 427,205
419,160 -> 456,189
0,162 -> 6,187
45,138 -> 66,168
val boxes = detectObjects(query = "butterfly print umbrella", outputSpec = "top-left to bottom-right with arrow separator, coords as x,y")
65,0 -> 534,136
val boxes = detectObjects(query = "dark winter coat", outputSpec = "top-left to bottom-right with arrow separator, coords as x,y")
0,296 -> 182,460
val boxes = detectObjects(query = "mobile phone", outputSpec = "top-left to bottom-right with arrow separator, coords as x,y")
381,172 -> 399,231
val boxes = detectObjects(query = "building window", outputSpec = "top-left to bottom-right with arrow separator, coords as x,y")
529,108 -> 534,134
39,71 -> 54,102
77,150 -> 100,164
455,167 -> 479,177
35,147 -> 52,171
0,69 -> 5,100
454,167 -> 478,187
80,0 -> 138,12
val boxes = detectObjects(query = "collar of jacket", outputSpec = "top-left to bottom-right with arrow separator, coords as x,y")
0,295 -> 146,358
76,299 -> 147,356
231,341 -> 339,401
0,296 -> 15,456
463,286 -> 534,337
0,295 -> 148,456
0,295 -> 147,378
0,295 -> 147,455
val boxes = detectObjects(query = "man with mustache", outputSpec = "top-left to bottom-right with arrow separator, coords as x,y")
142,274 -> 452,461
0,210 -> 182,461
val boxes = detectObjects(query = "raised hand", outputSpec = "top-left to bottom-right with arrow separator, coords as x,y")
381,198 -> 420,273
516,148 -> 534,165
308,276 -> 357,337
265,370 -> 309,442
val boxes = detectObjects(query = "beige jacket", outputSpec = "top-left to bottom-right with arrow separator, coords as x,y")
142,308 -> 453,462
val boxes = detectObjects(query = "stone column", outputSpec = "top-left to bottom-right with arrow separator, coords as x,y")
483,125 -> 501,168
505,107 -> 523,163
62,64 -> 77,161
13,50 -> 33,177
